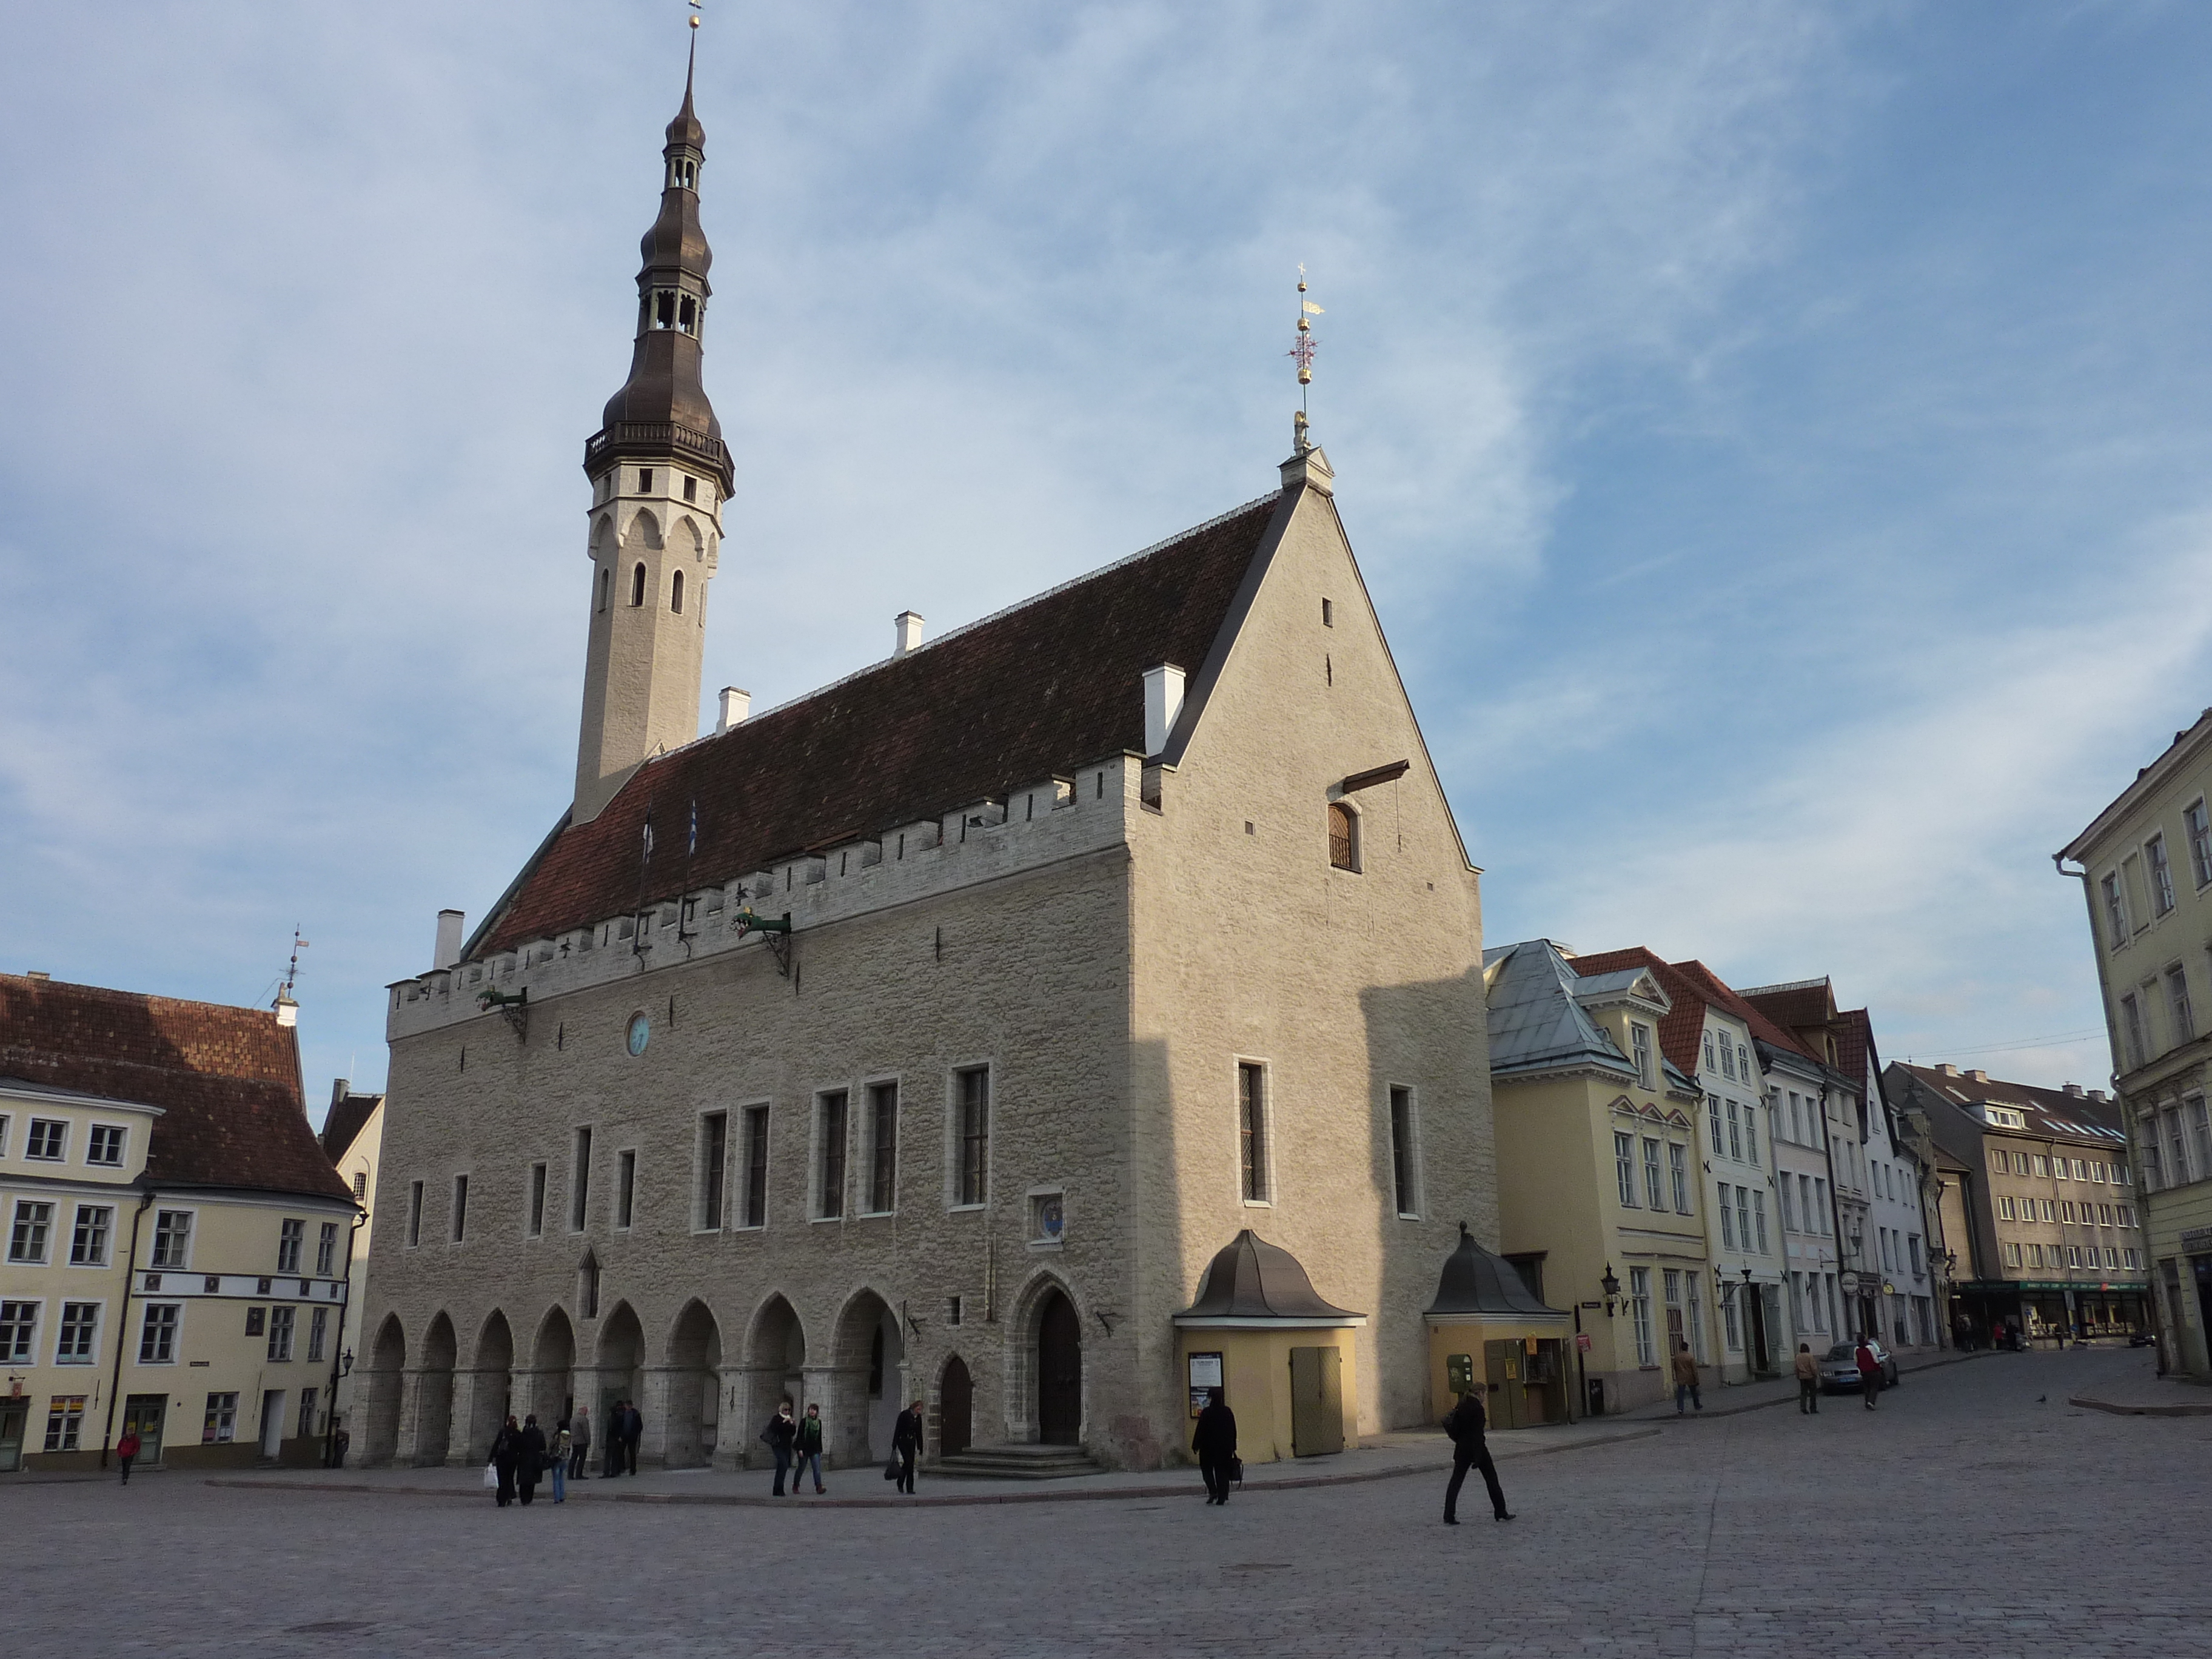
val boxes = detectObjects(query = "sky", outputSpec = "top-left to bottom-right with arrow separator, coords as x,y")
5,1 -> 2212,1119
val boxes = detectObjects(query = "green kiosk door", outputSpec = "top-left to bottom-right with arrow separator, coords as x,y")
1289,1347 -> 1343,1456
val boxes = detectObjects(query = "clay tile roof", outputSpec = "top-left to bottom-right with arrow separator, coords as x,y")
1663,960 -> 1825,1067
0,974 -> 352,1202
321,1090 -> 383,1162
477,493 -> 1284,957
1567,947 -> 1706,1077
1888,1062 -> 2128,1144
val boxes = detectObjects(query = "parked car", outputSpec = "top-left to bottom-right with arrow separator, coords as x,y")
2129,1330 -> 2157,1348
1818,1339 -> 1899,1392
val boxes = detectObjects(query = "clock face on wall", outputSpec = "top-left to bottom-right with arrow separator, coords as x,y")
626,1014 -> 650,1056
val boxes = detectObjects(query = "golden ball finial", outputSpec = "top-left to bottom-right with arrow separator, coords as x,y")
689,14 -> 700,26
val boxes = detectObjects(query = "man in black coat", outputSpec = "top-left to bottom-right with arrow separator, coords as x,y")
1192,1389 -> 1238,1506
622,1403 -> 643,1475
891,1398 -> 924,1495
1441,1390 -> 1512,1524
516,1414 -> 548,1506
762,1401 -> 798,1496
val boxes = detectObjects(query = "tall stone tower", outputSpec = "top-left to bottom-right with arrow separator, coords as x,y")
573,50 -> 735,824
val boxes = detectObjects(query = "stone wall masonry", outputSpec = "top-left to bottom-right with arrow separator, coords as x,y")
366,803 -> 1148,1472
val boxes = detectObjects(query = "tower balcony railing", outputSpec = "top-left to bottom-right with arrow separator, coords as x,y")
583,421 -> 727,467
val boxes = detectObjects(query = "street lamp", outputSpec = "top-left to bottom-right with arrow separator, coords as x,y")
1601,1264 -> 1621,1316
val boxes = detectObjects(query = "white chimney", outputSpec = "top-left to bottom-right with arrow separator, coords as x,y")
894,611 -> 925,657
434,909 -> 464,970
717,687 -> 751,733
274,992 -> 298,1028
1143,663 -> 1187,757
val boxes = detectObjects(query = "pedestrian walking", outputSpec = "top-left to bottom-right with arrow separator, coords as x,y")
1192,1388 -> 1238,1505
568,1404 -> 591,1480
795,1402 -> 827,1493
330,1421 -> 350,1469
1794,1343 -> 1820,1413
551,1419 -> 571,1503
1670,1341 -> 1702,1414
517,1414 -> 548,1506
603,1402 -> 626,1478
491,1415 -> 523,1507
891,1398 -> 924,1496
1441,1389 -> 1511,1524
622,1401 -> 643,1475
115,1427 -> 141,1484
1855,1339 -> 1882,1410
762,1400 -> 798,1496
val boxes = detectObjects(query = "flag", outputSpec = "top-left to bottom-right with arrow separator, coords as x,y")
1301,300 -> 1324,315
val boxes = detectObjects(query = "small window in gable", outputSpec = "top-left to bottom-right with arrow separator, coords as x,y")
1328,802 -> 1358,871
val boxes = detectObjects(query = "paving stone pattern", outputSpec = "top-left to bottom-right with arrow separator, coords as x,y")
4,1347 -> 2206,1657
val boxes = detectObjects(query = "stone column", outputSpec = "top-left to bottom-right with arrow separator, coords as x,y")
713,1364 -> 750,1470
806,1364 -> 871,1469
637,1366 -> 677,1469
392,1369 -> 428,1467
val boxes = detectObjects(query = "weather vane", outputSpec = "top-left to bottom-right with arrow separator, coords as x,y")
1289,265 -> 1323,452
281,927 -> 310,999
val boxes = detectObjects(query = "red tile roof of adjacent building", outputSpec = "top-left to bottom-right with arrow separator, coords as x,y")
1569,948 -> 1823,1074
0,973 -> 353,1202
1736,979 -> 1834,1033
476,494 -> 1284,957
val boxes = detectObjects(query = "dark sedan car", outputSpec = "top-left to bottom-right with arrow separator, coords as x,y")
1818,1339 -> 1900,1392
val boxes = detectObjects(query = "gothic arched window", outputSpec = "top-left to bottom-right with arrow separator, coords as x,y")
1328,802 -> 1358,872
630,563 -> 647,607
671,569 -> 685,614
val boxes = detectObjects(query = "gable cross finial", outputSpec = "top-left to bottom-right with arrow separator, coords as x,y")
1289,264 -> 1322,452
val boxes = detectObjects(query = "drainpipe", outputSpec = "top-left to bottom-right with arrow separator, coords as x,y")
323,1207 -> 367,1468
98,1181 -> 156,1470
1817,1081 -> 1852,1337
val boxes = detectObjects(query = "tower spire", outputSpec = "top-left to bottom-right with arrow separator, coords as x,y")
573,24 -> 729,823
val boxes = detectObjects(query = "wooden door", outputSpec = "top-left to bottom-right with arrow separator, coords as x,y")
1037,1293 -> 1082,1445
940,1357 -> 973,1456
1289,1346 -> 1344,1455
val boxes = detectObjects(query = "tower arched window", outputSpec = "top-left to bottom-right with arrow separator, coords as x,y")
597,568 -> 610,614
1328,802 -> 1359,872
671,569 -> 684,614
630,563 -> 647,607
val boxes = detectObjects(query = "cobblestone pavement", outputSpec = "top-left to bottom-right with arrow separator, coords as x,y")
5,1347 -> 2206,1658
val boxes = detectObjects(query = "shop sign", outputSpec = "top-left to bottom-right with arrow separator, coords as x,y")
1840,1272 -> 1861,1295
1575,1333 -> 1593,1352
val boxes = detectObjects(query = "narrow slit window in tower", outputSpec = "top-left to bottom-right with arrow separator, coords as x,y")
631,563 -> 647,607
671,570 -> 684,614
597,568 -> 610,613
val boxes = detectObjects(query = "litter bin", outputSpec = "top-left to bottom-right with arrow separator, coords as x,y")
1586,1377 -> 1606,1417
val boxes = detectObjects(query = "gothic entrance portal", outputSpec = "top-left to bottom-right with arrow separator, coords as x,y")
939,1356 -> 972,1456
1036,1290 -> 1082,1445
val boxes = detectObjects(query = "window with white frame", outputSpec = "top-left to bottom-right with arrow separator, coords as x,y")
150,1209 -> 192,1269
1999,1196 -> 2016,1221
2148,834 -> 2177,916
2005,1242 -> 2022,1267
1744,1107 -> 1758,1168
2190,1098 -> 2212,1178
1615,1132 -> 1637,1207
0,1299 -> 37,1361
203,1392 -> 238,1443
1642,1138 -> 1665,1210
0,1113 -> 8,1156
2167,966 -> 2195,1047
2189,799 -> 2212,889
1629,1267 -> 1654,1366
1631,1024 -> 1654,1090
139,1302 -> 179,1363
1718,1036 -> 1735,1080
2102,873 -> 2129,948
2120,994 -> 2147,1069
44,1395 -> 85,1452
1703,1031 -> 1716,1071
267,1305 -> 295,1362
316,1221 -> 340,1278
56,1301 -> 98,1364
1669,1142 -> 1691,1213
1737,1188 -> 1752,1254
1723,1284 -> 1741,1350
1780,1176 -> 1797,1232
1719,1185 -> 1736,1248
309,1305 -> 329,1362
277,1218 -> 305,1274
69,1204 -> 110,1267
10,1201 -> 53,1264
26,1118 -> 66,1161
86,1124 -> 126,1167
1737,1044 -> 1750,1078
1708,1098 -> 1724,1155
1726,1101 -> 1742,1161
1753,1191 -> 1768,1253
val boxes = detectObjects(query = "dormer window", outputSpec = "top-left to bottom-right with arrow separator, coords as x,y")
1631,1024 -> 1654,1090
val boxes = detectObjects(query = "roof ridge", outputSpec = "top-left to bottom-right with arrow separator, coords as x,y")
703,492 -> 1280,737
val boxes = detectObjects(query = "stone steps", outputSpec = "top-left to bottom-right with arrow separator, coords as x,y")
930,1441 -> 1104,1480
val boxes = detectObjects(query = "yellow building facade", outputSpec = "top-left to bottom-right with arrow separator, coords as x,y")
1485,942 -> 1713,1415
0,974 -> 359,1473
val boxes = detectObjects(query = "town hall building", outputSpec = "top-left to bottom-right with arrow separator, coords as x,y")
358,53 -> 1513,1474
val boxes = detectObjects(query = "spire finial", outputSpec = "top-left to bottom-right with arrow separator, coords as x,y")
1288,264 -> 1322,452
